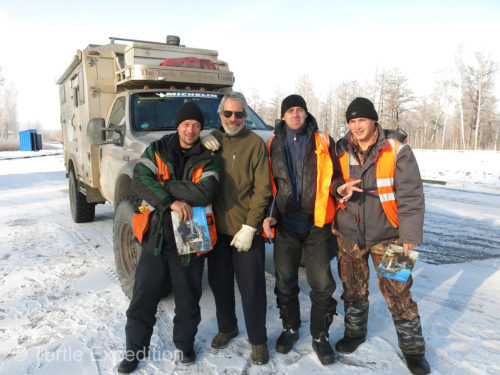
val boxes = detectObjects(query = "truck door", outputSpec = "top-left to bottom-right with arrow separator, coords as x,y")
99,96 -> 126,202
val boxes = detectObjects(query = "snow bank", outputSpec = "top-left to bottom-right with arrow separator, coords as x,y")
414,149 -> 500,188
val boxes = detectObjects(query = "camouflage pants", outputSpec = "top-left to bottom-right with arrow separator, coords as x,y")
334,230 -> 419,321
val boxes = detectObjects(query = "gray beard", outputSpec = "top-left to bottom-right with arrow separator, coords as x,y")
222,123 -> 244,136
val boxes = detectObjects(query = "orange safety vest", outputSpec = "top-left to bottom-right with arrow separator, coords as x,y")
267,132 -> 336,229
132,151 -> 217,254
338,138 -> 400,227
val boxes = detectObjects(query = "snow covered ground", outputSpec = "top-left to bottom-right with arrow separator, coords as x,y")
414,149 -> 500,189
0,146 -> 499,374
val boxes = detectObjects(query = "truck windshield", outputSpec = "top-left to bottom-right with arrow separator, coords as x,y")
131,92 -> 268,131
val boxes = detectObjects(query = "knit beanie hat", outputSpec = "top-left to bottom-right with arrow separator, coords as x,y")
345,97 -> 378,123
174,102 -> 205,129
281,94 -> 308,118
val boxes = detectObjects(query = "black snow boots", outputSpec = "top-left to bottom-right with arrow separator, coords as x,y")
311,308 -> 335,365
335,301 -> 369,353
393,315 -> 430,375
275,300 -> 301,353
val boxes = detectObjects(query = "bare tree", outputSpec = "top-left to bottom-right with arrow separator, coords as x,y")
374,69 -> 388,119
0,81 -> 18,140
247,52 -> 500,150
0,66 -> 4,88
318,88 -> 334,133
378,69 -> 414,129
295,74 -> 319,117
331,80 -> 364,137
464,52 -> 498,149
454,47 -> 467,149
493,120 -> 500,151
425,78 -> 455,149
410,96 -> 434,148
425,70 -> 458,150
248,87 -> 264,114
268,88 -> 284,125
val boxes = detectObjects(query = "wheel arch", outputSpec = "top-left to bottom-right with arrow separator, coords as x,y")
113,160 -> 138,209
66,155 -> 78,178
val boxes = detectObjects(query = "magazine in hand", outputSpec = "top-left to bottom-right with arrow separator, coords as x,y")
171,206 -> 212,255
376,244 -> 419,282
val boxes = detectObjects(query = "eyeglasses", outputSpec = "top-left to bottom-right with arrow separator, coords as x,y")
222,110 -> 246,119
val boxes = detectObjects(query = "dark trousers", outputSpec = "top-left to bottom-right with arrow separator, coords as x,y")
207,233 -> 267,345
274,224 -> 337,336
125,246 -> 204,352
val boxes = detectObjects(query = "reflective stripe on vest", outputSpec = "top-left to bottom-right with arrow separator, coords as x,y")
314,132 -> 335,227
133,153 -> 217,252
376,139 -> 398,227
337,138 -> 400,228
267,132 -> 336,229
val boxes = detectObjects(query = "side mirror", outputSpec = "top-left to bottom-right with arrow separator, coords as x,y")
87,118 -> 124,145
87,118 -> 106,145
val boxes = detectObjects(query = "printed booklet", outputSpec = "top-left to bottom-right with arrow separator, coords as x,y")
171,206 -> 212,255
376,244 -> 419,282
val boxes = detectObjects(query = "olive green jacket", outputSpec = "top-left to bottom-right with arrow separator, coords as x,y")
212,126 -> 272,236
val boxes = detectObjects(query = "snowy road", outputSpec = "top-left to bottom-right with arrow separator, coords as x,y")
421,184 -> 500,264
0,153 -> 499,374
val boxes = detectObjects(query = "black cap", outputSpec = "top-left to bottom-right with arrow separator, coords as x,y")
175,102 -> 204,129
281,94 -> 308,118
345,97 -> 378,123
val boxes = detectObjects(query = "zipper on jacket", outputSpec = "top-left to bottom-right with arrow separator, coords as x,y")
298,139 -> 315,209
293,134 -> 300,207
231,152 -> 237,171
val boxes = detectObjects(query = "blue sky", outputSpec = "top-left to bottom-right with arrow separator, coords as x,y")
1,0 -> 499,129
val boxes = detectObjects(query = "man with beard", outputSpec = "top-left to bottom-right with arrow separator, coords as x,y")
203,92 -> 272,365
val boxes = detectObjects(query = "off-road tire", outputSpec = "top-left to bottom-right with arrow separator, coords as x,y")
114,197 -> 142,299
69,168 -> 95,223
113,197 -> 172,299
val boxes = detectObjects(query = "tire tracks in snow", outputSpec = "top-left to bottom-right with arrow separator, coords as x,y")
0,204 -> 128,372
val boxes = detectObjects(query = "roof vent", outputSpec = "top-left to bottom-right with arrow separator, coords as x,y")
166,35 -> 180,46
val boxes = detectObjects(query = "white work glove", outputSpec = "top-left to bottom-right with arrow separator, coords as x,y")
201,134 -> 221,151
230,224 -> 257,252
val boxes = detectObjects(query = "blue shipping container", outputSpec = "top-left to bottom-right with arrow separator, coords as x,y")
19,129 -> 37,151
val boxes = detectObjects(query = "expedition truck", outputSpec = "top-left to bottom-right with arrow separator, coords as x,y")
57,35 -> 272,298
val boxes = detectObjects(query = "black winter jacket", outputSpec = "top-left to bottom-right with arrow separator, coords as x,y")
131,133 -> 220,254
268,115 -> 342,225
